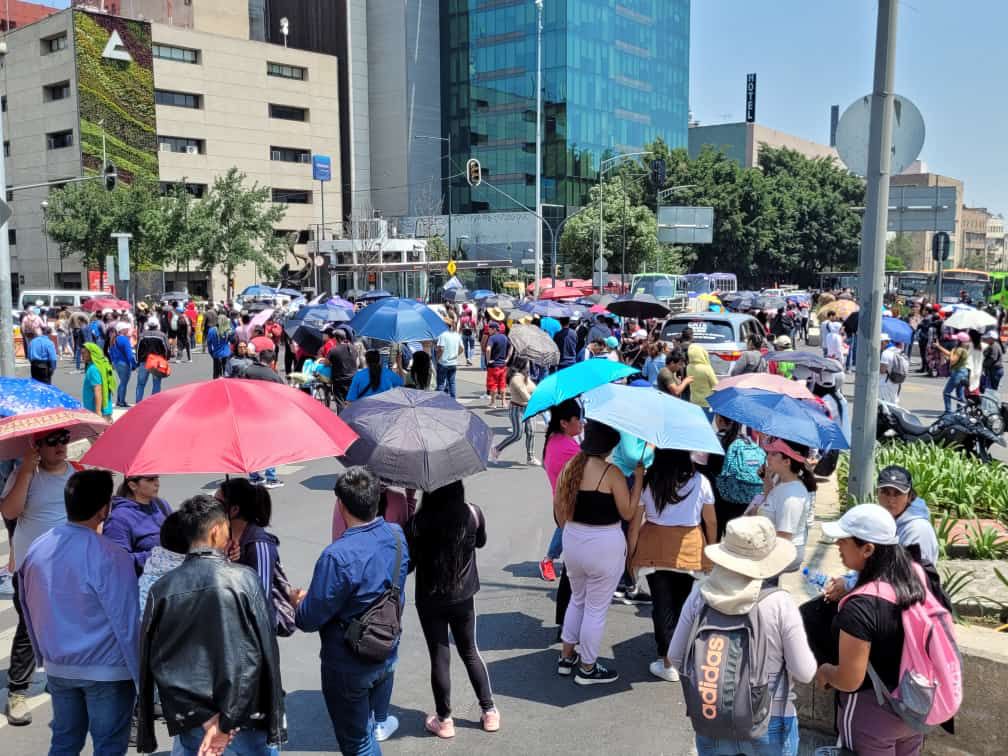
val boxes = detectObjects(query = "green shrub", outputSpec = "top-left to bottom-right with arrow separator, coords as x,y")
837,443 -> 1008,524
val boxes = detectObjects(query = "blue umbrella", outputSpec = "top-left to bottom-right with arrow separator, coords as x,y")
241,285 -> 276,297
523,360 -> 637,420
881,316 -> 913,344
0,378 -> 83,418
350,297 -> 448,343
360,289 -> 393,302
707,388 -> 849,450
472,289 -> 495,301
276,288 -> 302,297
528,301 -> 572,319
581,383 -> 723,454
763,351 -> 844,373
292,305 -> 351,324
326,297 -> 356,313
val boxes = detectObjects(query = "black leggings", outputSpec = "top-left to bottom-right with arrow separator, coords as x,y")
417,596 -> 494,719
177,332 -> 191,361
212,357 -> 227,379
646,570 -> 695,660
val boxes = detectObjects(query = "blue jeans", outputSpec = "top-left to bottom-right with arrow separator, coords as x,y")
177,726 -> 278,756
462,333 -> 474,361
113,361 -> 131,406
436,363 -> 457,398
695,714 -> 799,756
547,526 -> 563,560
943,368 -> 968,412
47,676 -> 135,756
135,363 -> 162,403
320,657 -> 396,756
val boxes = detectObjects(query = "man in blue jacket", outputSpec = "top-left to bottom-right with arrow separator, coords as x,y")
293,466 -> 410,754
108,324 -> 137,408
26,330 -> 57,384
20,469 -> 139,753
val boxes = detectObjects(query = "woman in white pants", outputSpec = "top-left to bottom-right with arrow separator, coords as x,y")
553,420 -> 642,685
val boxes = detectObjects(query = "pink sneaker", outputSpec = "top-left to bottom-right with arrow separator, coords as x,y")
539,558 -> 557,582
481,708 -> 500,732
425,714 -> 455,739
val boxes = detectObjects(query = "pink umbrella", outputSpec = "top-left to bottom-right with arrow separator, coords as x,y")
589,304 -> 609,314
713,373 -> 815,401
250,307 -> 274,328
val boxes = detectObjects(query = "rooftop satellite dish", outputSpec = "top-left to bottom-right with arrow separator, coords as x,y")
835,94 -> 925,177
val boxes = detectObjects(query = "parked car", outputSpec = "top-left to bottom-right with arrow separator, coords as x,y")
659,312 -> 765,376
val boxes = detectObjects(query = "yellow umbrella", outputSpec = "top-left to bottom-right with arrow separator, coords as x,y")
818,299 -> 859,320
698,294 -> 722,305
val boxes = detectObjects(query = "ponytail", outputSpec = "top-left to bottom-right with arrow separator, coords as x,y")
555,452 -> 588,525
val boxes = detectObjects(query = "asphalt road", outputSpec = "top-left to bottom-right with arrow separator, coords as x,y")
0,341 -> 988,754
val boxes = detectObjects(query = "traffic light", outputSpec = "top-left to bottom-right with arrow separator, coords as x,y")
650,158 -> 666,187
103,162 -> 117,192
466,158 -> 482,188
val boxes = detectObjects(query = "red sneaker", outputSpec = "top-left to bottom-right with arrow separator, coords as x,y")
539,558 -> 557,582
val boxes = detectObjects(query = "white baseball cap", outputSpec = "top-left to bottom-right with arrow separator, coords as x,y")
821,503 -> 899,545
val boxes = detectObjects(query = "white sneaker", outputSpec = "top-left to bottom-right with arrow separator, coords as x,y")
649,659 -> 679,682
374,714 -> 399,742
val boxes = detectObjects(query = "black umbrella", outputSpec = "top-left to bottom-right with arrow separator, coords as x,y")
442,288 -> 471,303
481,294 -> 515,309
762,351 -> 844,372
289,324 -> 325,354
754,295 -> 787,311
339,388 -> 493,491
605,293 -> 670,320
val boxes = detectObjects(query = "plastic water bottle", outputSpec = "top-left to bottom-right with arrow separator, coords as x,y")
803,567 -> 829,589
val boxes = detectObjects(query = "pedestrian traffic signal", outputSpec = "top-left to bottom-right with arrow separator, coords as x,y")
466,158 -> 482,188
104,162 -> 117,192
932,231 -> 950,261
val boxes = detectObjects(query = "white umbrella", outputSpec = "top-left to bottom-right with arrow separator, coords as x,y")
943,309 -> 997,332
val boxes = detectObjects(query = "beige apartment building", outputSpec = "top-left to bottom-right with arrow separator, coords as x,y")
1,6 -> 340,301
960,206 -> 991,268
889,172 -> 966,270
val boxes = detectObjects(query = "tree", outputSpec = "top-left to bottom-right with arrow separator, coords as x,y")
196,168 -> 287,300
885,254 -> 906,272
886,233 -> 915,269
139,181 -> 210,274
425,236 -> 450,262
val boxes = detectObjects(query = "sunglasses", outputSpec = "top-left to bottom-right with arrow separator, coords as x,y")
40,432 -> 71,447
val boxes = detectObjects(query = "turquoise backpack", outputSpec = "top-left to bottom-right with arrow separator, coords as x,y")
716,438 -> 766,505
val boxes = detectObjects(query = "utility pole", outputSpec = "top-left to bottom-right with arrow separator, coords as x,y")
848,0 -> 898,503
0,59 -> 13,376
533,0 -> 544,297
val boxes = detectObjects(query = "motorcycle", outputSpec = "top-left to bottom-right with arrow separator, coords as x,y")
876,401 -> 1005,462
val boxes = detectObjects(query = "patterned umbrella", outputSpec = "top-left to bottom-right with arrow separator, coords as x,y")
0,377 -> 83,418
0,408 -> 108,460
507,324 -> 560,367
818,299 -> 859,320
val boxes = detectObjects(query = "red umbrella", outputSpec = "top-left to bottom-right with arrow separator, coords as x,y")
713,373 -> 815,401
589,304 -> 609,314
0,408 -> 109,460
538,287 -> 586,301
82,298 -> 131,312
81,380 -> 358,476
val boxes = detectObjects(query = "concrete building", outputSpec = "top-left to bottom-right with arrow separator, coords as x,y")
688,121 -> 841,168
1,0 -> 58,31
889,172 -> 966,269
2,6 -> 340,301
988,214 -> 1006,268
961,206 -> 992,267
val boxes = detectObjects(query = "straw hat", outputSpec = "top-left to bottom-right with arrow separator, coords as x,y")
487,307 -> 506,321
704,516 -> 796,580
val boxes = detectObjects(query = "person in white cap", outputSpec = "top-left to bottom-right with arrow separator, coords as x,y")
878,333 -> 902,405
815,504 -> 926,756
667,516 -> 816,756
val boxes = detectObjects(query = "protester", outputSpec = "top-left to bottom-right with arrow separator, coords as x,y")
332,483 -> 417,542
206,316 -> 233,380
20,306 -> 43,348
965,328 -> 985,396
227,340 -> 255,377
136,512 -> 188,616
435,318 -> 463,398
627,449 -> 717,682
539,399 -> 582,584
294,467 -> 410,754
20,469 -> 140,754
326,329 -> 359,405
82,342 -> 115,420
175,306 -> 192,363
711,416 -> 766,539
747,438 -> 815,582
878,334 -> 904,405
347,349 -> 405,402
243,347 -> 285,384
657,348 -> 692,398
138,495 -> 285,756
668,517 -> 816,756
26,328 -> 57,384
554,317 -> 578,370
400,349 -> 433,390
491,356 -> 538,465
936,332 -> 970,412
553,420 -> 642,684
641,341 -> 665,385
686,345 -> 718,419
982,330 -> 1004,390
104,475 -> 172,576
109,322 -> 137,408
459,305 -> 476,365
814,505 -> 927,756
405,481 -> 499,737
729,333 -> 766,376
485,321 -> 512,409
135,320 -> 169,402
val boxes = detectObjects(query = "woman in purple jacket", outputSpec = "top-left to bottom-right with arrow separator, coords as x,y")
103,475 -> 172,575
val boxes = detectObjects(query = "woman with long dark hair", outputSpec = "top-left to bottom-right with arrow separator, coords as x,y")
710,415 -> 766,539
406,481 -> 499,738
104,475 -> 172,576
490,356 -> 538,465
346,349 -> 404,402
401,349 -> 433,390
628,449 -> 717,682
538,399 -> 582,583
816,504 -> 927,756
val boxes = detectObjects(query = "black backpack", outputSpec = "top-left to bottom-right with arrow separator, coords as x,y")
341,528 -> 404,663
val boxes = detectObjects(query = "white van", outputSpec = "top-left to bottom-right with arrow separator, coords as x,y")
18,289 -> 105,311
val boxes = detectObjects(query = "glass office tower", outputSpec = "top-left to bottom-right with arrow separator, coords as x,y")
441,0 -> 690,215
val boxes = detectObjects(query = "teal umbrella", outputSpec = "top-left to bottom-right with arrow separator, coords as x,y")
522,360 -> 637,420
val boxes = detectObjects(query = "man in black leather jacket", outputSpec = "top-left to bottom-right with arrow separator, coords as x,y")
137,495 -> 285,755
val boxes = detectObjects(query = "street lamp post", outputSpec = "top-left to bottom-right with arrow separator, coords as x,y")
40,200 -> 51,286
533,0 -> 544,298
415,133 -> 453,254
596,151 -> 651,293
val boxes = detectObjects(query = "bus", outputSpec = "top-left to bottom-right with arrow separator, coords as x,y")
817,271 -> 860,293
629,273 -> 689,312
938,269 -> 990,305
990,272 -> 1008,308
683,273 -> 738,295
896,270 -> 933,298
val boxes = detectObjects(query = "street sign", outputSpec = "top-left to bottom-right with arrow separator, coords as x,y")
745,73 -> 757,123
657,206 -> 715,245
932,231 -> 951,261
836,94 -> 925,177
885,185 -> 957,234
593,257 -> 608,273
312,155 -> 332,182
0,199 -> 11,226
446,260 -> 457,276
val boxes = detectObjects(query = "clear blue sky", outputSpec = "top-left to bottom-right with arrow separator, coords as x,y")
690,0 -> 1007,217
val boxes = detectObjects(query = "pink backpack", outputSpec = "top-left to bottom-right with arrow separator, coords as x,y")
839,563 -> 962,731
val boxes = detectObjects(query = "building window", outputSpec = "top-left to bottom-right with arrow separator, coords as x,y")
158,136 -> 205,154
270,146 -> 311,163
42,34 -> 67,54
268,103 -> 308,122
8,229 -> 15,246
44,81 -> 71,102
155,89 -> 202,109
152,43 -> 199,63
46,130 -> 74,150
272,188 -> 311,204
159,181 -> 207,198
267,62 -> 306,80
